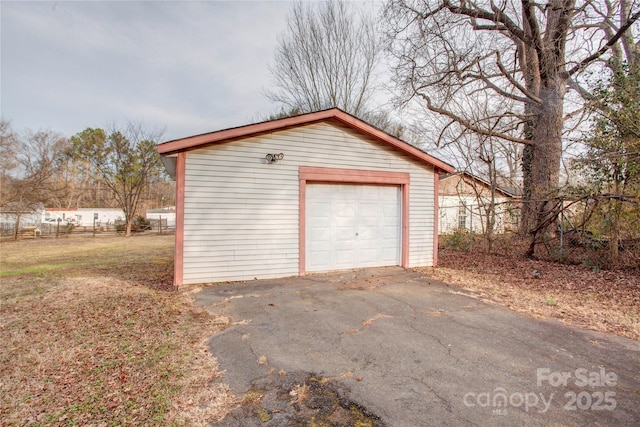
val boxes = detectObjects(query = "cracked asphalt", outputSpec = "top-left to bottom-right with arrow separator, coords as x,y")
193,267 -> 640,426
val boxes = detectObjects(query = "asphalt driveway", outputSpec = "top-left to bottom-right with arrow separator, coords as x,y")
193,267 -> 640,426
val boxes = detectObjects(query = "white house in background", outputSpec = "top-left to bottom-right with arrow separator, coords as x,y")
157,108 -> 454,287
146,207 -> 176,227
43,208 -> 125,227
439,172 -> 520,234
0,209 -> 42,232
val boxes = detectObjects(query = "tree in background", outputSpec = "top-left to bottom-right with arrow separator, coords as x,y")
55,139 -> 113,209
0,120 -> 69,239
577,62 -> 640,261
384,0 -> 639,256
69,123 -> 164,236
0,119 -> 19,179
267,0 -> 380,118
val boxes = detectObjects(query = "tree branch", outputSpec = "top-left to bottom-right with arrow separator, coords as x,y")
417,92 -> 532,145
441,0 -> 526,41
495,51 -> 543,104
566,9 -> 640,77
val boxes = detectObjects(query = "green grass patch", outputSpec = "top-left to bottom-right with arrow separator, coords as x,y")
0,262 -> 74,277
0,235 -> 175,290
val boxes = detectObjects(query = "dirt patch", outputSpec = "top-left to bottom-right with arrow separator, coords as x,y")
218,370 -> 385,427
420,248 -> 640,341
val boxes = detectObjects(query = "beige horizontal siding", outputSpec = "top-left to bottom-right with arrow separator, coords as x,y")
182,120 -> 435,284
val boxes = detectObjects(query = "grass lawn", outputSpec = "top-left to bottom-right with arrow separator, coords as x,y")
0,235 -> 236,426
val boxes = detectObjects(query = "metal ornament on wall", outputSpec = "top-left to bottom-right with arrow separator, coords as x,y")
265,153 -> 284,163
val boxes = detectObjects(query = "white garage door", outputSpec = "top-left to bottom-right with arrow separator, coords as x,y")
306,183 -> 401,272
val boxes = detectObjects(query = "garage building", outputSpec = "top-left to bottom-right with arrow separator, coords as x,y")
157,109 -> 454,287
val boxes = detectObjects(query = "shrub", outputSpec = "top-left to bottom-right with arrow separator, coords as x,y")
440,228 -> 474,251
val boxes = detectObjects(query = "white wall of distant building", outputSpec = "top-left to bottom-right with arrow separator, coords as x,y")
43,208 -> 125,227
146,208 -> 176,227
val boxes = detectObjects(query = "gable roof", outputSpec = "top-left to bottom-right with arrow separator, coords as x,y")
440,171 -> 520,198
157,108 -> 454,174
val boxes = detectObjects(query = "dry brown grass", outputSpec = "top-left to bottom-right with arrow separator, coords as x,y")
0,235 -> 237,426
420,248 -> 640,342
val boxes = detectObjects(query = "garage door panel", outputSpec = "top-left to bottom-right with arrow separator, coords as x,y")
334,251 -> 355,270
381,225 -> 400,239
306,183 -> 400,272
335,234 -> 356,244
360,211 -> 379,226
309,227 -> 330,242
360,209 -> 380,219
358,228 -> 376,240
361,202 -> 379,212
309,204 -> 330,216
359,248 -> 378,264
378,238 -> 398,249
360,185 -> 381,198
381,204 -> 399,218
308,250 -> 330,270
334,204 -> 355,219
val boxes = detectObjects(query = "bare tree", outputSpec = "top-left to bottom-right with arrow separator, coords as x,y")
420,91 -> 523,249
384,0 -> 639,256
0,119 -> 19,178
69,122 -> 164,236
1,125 -> 68,239
53,149 -> 98,209
443,133 -> 515,250
267,0 -> 380,118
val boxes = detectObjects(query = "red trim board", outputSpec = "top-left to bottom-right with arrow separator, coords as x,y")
158,109 -> 454,174
433,172 -> 440,267
174,152 -> 186,287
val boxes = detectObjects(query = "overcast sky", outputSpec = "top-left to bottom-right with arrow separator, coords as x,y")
2,0 -> 380,142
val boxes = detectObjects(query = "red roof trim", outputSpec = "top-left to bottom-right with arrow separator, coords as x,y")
157,108 -> 455,173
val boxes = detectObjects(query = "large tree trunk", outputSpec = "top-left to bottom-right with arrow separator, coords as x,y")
518,13 -> 540,237
531,85 -> 564,200
520,0 -> 571,253
524,82 -> 565,257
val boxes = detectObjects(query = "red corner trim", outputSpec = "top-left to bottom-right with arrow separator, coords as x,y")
174,152 -> 186,287
433,172 -> 440,267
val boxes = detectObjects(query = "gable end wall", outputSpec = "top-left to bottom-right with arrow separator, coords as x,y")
182,121 -> 435,284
